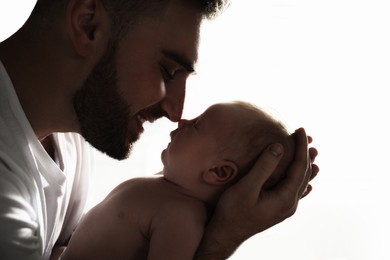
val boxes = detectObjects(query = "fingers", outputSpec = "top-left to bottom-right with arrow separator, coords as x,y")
299,132 -> 320,199
309,147 -> 318,163
308,142 -> 319,184
236,143 -> 284,199
280,128 -> 310,198
301,184 -> 312,198
300,163 -> 319,199
310,164 -> 319,181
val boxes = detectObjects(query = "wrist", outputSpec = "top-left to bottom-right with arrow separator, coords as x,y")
194,218 -> 242,260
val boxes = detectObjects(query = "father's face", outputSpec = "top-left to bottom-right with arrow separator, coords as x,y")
73,41 -> 134,160
74,1 -> 201,160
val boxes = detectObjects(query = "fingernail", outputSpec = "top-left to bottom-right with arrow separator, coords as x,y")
269,143 -> 283,157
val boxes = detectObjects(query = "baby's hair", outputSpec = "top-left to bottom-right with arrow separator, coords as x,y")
220,101 -> 295,188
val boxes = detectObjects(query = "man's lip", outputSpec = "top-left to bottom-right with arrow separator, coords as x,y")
135,115 -> 144,133
137,111 -> 158,124
136,114 -> 146,124
136,114 -> 156,126
134,113 -> 158,134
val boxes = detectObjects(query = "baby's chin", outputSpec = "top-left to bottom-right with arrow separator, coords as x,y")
160,149 -> 167,166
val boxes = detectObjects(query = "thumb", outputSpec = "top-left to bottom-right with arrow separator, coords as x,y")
237,143 -> 284,198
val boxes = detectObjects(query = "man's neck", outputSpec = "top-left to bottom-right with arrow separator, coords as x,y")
0,30 -> 82,139
41,135 -> 56,161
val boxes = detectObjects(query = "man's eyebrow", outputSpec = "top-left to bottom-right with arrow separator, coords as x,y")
162,50 -> 196,73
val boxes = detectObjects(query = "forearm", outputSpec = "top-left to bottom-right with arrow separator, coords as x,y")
194,218 -> 242,260
194,235 -> 239,260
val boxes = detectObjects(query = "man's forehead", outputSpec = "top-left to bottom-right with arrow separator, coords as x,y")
159,1 -> 201,57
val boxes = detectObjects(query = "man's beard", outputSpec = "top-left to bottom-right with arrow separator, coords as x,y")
73,42 -> 136,160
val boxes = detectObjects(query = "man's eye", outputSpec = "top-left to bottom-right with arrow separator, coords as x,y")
160,65 -> 174,82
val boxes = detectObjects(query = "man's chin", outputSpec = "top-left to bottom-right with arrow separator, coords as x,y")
86,136 -> 134,161
103,132 -> 143,160
98,143 -> 132,161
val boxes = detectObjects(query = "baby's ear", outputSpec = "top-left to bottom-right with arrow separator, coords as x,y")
203,160 -> 238,185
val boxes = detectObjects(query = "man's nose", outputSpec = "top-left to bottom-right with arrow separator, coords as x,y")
178,119 -> 190,129
160,73 -> 187,122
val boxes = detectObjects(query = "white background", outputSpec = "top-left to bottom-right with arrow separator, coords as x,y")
1,1 -> 390,259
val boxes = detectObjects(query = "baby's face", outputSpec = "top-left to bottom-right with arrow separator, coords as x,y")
160,103 -> 242,188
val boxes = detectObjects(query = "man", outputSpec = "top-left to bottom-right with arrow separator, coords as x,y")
0,0 -> 319,259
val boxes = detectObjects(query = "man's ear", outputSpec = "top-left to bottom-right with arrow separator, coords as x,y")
203,160 -> 238,186
66,0 -> 110,57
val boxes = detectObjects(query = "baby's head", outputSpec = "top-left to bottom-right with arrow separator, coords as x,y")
161,101 -> 295,203
213,101 -> 295,189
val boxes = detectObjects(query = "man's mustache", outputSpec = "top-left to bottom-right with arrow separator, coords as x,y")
139,104 -> 168,122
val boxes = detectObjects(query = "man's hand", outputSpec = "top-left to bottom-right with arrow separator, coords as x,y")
195,128 -> 319,259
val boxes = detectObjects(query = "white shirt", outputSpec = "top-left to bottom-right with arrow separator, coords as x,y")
0,61 -> 93,259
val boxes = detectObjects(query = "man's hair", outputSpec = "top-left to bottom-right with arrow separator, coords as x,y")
221,101 -> 295,189
32,0 -> 230,40
101,0 -> 230,40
